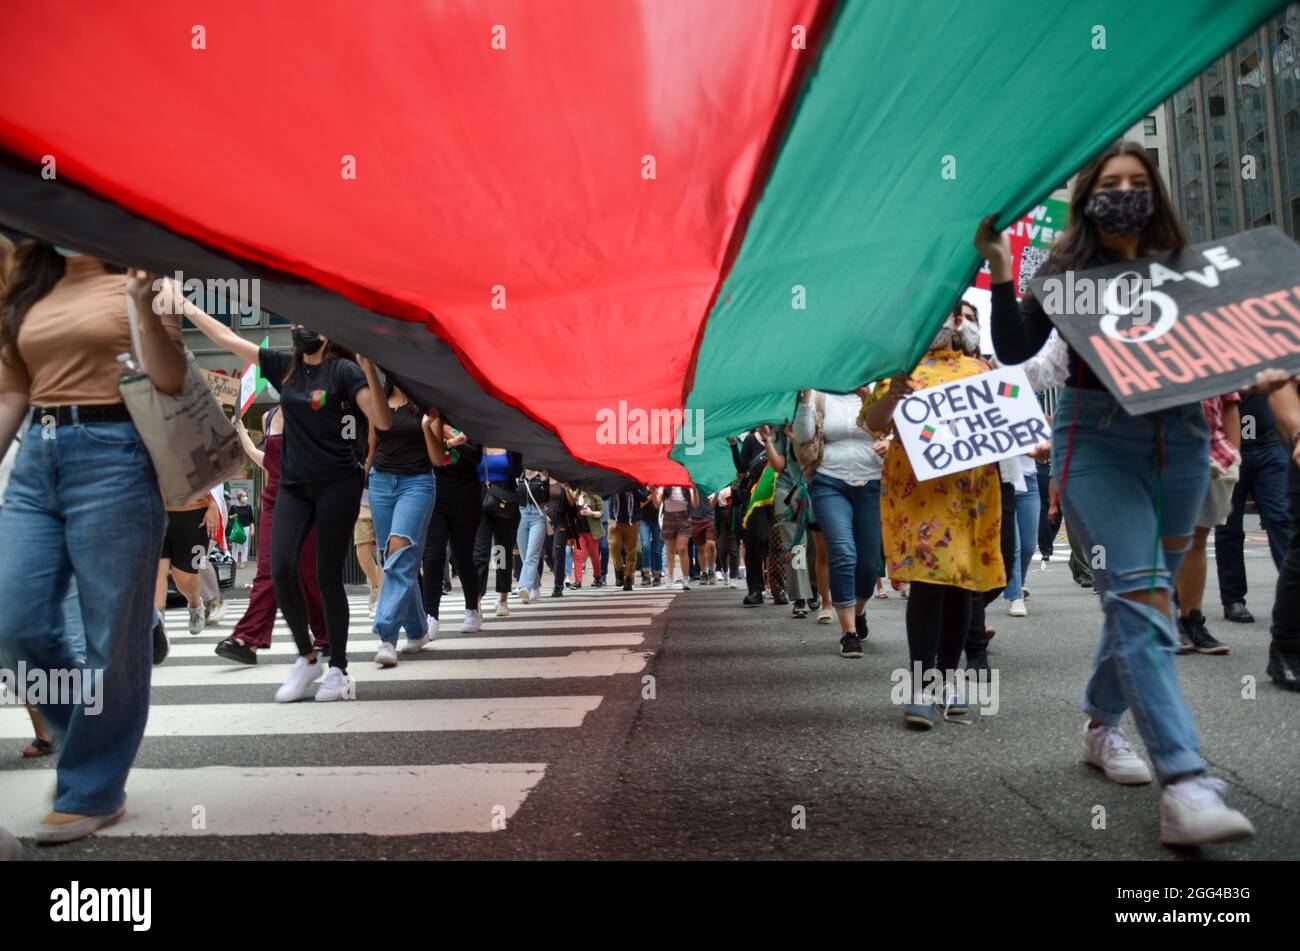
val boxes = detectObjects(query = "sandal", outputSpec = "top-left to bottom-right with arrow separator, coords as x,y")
22,737 -> 54,759
215,637 -> 257,665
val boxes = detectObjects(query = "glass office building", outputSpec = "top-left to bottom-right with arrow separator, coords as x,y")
1165,2 -> 1300,243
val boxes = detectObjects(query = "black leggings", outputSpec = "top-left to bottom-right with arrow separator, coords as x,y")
967,481 -> 1017,658
743,506 -> 771,595
424,498 -> 482,617
270,473 -> 362,669
475,498 -> 521,597
550,524 -> 571,592
906,581 -> 972,684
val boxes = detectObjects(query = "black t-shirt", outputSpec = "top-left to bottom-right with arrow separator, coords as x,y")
1239,392 -> 1279,448
259,348 -> 369,486
373,403 -> 432,475
229,504 -> 254,532
435,437 -> 483,504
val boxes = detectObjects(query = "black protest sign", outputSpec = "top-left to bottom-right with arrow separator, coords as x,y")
1027,227 -> 1300,415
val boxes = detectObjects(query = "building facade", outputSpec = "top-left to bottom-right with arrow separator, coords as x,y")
1163,2 -> 1300,243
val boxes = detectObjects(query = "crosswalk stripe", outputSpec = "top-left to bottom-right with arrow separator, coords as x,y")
162,602 -> 672,630
169,617 -> 652,641
0,764 -> 546,836
0,695 -> 603,738
146,649 -> 651,688
164,631 -> 645,657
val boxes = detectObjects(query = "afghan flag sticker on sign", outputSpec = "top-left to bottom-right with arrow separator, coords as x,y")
997,382 -> 1020,399
920,424 -> 938,442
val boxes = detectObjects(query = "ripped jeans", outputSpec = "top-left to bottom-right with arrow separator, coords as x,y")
368,469 -> 436,643
1053,387 -> 1209,782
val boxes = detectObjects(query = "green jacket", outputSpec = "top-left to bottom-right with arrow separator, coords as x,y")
576,491 -> 605,539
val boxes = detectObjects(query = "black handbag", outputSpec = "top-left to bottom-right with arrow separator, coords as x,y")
482,483 -> 517,514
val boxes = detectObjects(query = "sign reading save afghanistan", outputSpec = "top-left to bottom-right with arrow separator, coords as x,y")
1027,227 -> 1300,415
894,365 -> 1048,482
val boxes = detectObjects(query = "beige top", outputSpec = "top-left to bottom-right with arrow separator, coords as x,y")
0,256 -> 182,405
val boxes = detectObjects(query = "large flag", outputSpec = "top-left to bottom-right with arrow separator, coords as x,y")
0,1 -> 1285,491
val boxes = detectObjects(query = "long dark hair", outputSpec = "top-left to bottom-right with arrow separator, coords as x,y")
1041,140 -> 1187,277
282,334 -> 355,384
1,242 -> 64,366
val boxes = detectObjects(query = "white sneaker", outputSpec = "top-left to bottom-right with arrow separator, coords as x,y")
494,600 -> 510,617
1008,599 -> 1027,617
424,615 -> 440,640
1160,775 -> 1255,846
401,631 -> 433,654
187,606 -> 206,635
1083,722 -> 1153,785
374,642 -> 398,667
462,608 -> 482,633
816,608 -> 834,625
205,599 -> 227,625
681,578 -> 692,591
274,655 -> 325,703
314,667 -> 352,702
519,587 -> 531,604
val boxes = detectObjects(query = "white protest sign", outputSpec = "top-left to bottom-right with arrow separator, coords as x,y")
893,365 -> 1048,482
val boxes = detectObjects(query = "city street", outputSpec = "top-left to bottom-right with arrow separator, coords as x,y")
2,526 -> 1293,861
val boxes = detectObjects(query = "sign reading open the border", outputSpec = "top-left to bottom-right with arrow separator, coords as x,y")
894,365 -> 1047,482
1027,227 -> 1300,415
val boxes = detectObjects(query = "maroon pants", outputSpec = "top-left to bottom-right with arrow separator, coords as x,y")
231,492 -> 327,649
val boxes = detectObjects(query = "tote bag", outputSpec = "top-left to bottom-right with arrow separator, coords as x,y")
119,291 -> 245,506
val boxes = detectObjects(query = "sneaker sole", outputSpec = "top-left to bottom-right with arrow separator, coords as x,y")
1195,645 -> 1230,655
903,714 -> 935,730
839,650 -> 863,659
375,654 -> 398,668
1084,758 -> 1152,785
1160,822 -> 1256,847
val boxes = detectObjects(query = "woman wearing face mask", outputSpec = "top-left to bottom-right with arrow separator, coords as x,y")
174,304 -> 389,702
229,489 -> 254,568
863,316 -> 1004,726
976,140 -> 1254,846
0,245 -> 186,842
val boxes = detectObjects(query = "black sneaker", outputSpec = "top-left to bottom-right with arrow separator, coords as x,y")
1267,640 -> 1300,691
771,592 -> 789,606
622,577 -> 634,592
593,578 -> 605,588
792,600 -> 808,619
614,572 -> 624,587
965,649 -> 990,672
652,576 -> 662,587
1175,615 -> 1195,655
742,591 -> 764,607
855,610 -> 869,641
808,596 -> 821,612
152,615 -> 170,666
550,587 -> 564,598
442,582 -> 453,594
1184,611 -> 1229,655
1223,601 -> 1255,624
839,633 -> 863,658
640,574 -> 652,587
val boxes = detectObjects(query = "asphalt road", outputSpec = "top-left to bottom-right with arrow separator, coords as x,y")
1,530 -> 1294,861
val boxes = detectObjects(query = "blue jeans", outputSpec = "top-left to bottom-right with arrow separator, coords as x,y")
368,469 -> 436,642
809,473 -> 881,608
1005,468 -> 1040,600
1215,441 -> 1292,603
0,416 -> 164,816
1053,388 -> 1209,782
639,519 -> 664,575
516,506 -> 547,591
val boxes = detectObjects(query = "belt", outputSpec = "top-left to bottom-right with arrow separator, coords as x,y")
32,403 -> 133,425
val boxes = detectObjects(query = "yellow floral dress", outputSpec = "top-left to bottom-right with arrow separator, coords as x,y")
861,348 -> 1005,592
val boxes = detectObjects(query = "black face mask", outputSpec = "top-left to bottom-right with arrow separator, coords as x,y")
291,327 -> 325,355
1083,188 -> 1154,237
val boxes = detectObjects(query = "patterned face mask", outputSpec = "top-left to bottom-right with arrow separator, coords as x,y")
1083,187 -> 1154,237
927,316 -> 959,352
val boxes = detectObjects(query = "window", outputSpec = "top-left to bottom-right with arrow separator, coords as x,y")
1237,35 -> 1276,229
1146,147 -> 1161,170
1143,116 -> 1158,136
1272,5 -> 1300,238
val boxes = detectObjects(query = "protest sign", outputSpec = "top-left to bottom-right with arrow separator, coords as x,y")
894,365 -> 1047,482
1027,227 -> 1300,415
200,369 -> 241,407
